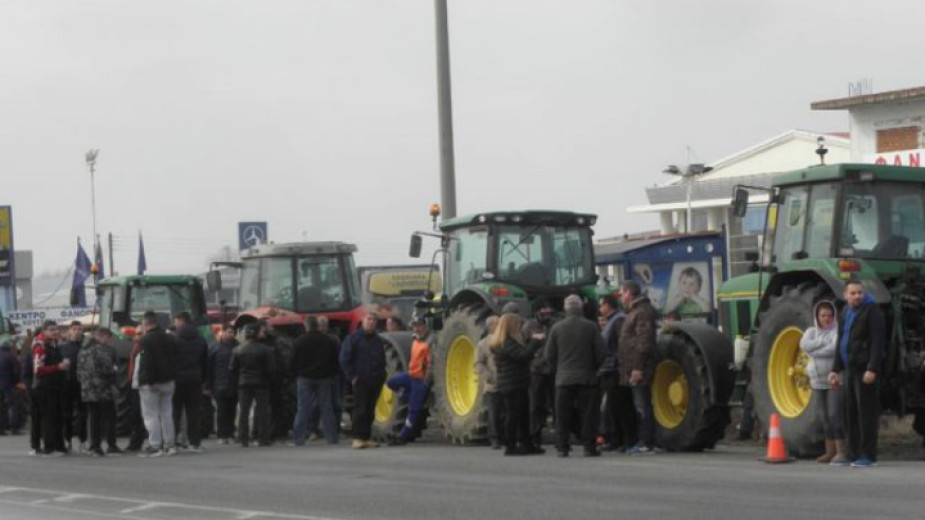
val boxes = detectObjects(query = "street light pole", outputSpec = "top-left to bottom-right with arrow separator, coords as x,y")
434,0 -> 457,220
85,149 -> 100,263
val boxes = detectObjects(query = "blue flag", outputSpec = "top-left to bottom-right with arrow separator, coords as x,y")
72,241 -> 92,307
138,232 -> 147,275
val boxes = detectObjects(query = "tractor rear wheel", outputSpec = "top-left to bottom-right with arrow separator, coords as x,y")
431,305 -> 491,444
652,331 -> 730,451
752,282 -> 830,457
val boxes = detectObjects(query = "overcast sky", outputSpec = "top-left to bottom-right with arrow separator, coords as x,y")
3,0 -> 923,279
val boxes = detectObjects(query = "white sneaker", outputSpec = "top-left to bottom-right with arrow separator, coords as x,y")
164,447 -> 178,456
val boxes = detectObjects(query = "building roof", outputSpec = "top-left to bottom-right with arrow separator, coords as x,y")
811,86 -> 925,111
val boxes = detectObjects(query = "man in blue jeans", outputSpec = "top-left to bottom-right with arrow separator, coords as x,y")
291,317 -> 341,445
618,281 -> 658,455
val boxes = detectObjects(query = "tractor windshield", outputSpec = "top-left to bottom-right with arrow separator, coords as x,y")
99,283 -> 201,329
239,255 -> 359,312
840,182 -> 925,260
495,225 -> 595,288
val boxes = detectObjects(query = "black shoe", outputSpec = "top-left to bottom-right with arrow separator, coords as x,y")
241,442 -> 250,448
524,446 -> 546,455
583,448 -> 601,457
89,447 -> 105,457
503,447 -> 527,456
106,446 -> 124,456
491,441 -> 502,450
124,444 -> 142,452
557,451 -> 569,458
388,437 -> 408,446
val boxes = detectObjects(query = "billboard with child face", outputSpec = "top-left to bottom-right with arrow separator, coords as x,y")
631,260 -> 711,316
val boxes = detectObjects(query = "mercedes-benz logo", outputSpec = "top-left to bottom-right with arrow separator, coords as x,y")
242,225 -> 265,247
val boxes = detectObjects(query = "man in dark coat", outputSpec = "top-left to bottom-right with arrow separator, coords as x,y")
545,294 -> 606,457
32,320 -> 67,456
230,323 -> 276,447
524,297 -> 555,447
339,314 -> 386,449
77,328 -> 118,457
0,339 -> 21,435
171,312 -> 209,452
597,294 -> 636,451
828,279 -> 886,467
618,280 -> 658,455
290,316 -> 341,445
59,321 -> 88,452
208,325 -> 238,444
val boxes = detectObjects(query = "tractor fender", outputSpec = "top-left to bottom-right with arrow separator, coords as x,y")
659,322 -> 735,406
380,331 -> 414,369
761,269 -> 891,315
448,288 -> 529,317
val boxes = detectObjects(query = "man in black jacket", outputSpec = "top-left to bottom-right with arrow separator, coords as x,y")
59,321 -> 87,453
828,279 -> 885,468
138,311 -> 179,457
208,325 -> 238,444
171,312 -> 209,452
290,316 -> 341,445
339,314 -> 386,449
231,323 -> 276,447
597,294 -> 636,451
545,295 -> 606,457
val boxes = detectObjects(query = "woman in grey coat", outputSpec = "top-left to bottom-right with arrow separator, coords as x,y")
799,300 -> 845,464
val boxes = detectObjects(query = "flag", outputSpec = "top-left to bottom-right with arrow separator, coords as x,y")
94,238 -> 105,281
138,232 -> 147,275
71,240 -> 92,307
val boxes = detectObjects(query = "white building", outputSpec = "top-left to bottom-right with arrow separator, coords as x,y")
812,85 -> 925,166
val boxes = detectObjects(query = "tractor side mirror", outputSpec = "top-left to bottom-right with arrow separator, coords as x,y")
732,187 -> 750,218
205,270 -> 223,293
409,234 -> 423,258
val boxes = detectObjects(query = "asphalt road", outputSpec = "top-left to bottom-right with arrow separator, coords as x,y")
1,434 -> 923,520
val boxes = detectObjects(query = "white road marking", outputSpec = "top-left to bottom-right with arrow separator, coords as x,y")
0,485 -> 347,520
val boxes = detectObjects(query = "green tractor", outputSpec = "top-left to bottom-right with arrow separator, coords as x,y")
95,275 -> 215,435
719,163 -> 925,455
392,209 -> 602,444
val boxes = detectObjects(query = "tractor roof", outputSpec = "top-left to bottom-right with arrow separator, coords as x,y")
773,163 -> 925,187
241,241 -> 357,259
98,274 -> 201,286
439,210 -> 597,231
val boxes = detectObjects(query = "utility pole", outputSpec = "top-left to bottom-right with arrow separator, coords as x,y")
434,0 -> 457,220
108,232 -> 114,276
85,149 -> 100,267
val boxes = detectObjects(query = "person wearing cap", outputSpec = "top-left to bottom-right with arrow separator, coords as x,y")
230,323 -> 276,447
32,320 -> 68,456
385,317 -> 433,445
545,295 -> 606,457
339,314 -> 386,449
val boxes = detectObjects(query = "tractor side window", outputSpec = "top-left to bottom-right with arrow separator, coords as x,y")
446,228 -> 488,296
806,183 -> 837,258
259,257 -> 294,309
239,260 -> 260,310
552,228 -> 594,285
773,186 -> 809,262
843,194 -> 879,253
892,194 -> 925,258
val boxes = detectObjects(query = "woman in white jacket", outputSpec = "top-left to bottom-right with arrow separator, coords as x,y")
799,300 -> 846,464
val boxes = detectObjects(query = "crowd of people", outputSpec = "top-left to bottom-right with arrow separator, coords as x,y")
0,278 -> 887,465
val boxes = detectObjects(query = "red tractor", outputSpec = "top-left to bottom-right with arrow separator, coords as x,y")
226,241 -> 366,337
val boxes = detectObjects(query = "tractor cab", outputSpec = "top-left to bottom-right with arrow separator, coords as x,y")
235,242 -> 363,338
97,275 -> 209,339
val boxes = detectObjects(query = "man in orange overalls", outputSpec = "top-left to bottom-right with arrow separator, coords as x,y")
386,318 -> 432,445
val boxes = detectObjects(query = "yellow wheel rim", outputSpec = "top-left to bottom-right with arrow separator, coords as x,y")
768,326 -> 812,418
446,335 -> 479,417
652,360 -> 689,429
375,384 -> 394,424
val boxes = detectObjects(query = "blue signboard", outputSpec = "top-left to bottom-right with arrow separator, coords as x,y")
238,222 -> 268,250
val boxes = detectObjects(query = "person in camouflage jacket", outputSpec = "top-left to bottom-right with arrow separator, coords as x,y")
77,328 -> 118,456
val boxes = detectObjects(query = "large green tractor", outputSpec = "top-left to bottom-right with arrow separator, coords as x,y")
95,275 -> 215,436
392,209 -> 599,444
720,163 -> 925,456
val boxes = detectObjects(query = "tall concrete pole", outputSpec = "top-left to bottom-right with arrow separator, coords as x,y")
434,0 -> 457,219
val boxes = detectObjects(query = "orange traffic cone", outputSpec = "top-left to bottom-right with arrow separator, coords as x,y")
759,413 -> 795,464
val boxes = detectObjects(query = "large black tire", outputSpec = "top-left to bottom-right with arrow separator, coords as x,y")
372,332 -> 413,442
431,305 -> 491,444
752,282 -> 830,458
652,332 -> 730,451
